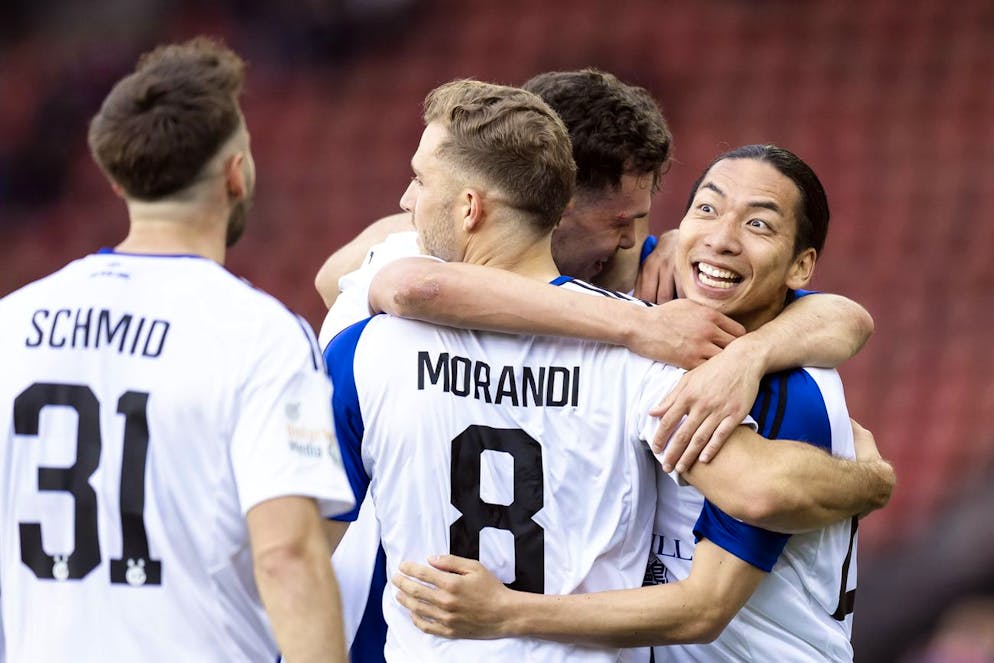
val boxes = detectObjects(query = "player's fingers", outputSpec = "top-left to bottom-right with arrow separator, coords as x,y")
409,606 -> 453,637
398,561 -> 450,588
650,404 -> 685,456
428,553 -> 478,574
709,326 -> 739,349
712,314 -> 746,338
675,413 -> 721,473
392,572 -> 439,603
699,417 -> 740,463
662,411 -> 705,471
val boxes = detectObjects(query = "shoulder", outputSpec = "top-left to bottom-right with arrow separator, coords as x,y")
558,277 -> 652,306
751,367 -> 845,450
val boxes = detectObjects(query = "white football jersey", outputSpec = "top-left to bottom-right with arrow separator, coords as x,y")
0,251 -> 354,663
326,278 -> 684,663
650,367 -> 857,662
317,230 -> 423,348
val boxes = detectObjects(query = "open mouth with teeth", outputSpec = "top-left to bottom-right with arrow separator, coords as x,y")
695,261 -> 744,289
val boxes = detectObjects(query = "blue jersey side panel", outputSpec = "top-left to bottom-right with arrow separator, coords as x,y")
324,316 -> 374,522
695,367 -> 834,568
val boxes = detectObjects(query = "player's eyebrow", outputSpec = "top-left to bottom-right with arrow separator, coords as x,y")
700,181 -> 725,198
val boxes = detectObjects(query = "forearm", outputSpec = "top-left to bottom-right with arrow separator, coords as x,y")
502,583 -> 722,647
737,293 -> 873,372
369,259 -> 636,346
255,542 -> 347,663
683,429 -> 894,533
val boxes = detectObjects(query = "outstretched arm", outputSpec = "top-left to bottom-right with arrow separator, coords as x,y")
248,496 -> 347,663
393,539 -> 764,646
315,213 -> 412,308
368,257 -> 744,370
679,423 -> 894,533
652,292 -> 874,471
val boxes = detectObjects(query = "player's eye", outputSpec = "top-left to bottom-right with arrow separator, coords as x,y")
747,218 -> 772,231
697,203 -> 715,215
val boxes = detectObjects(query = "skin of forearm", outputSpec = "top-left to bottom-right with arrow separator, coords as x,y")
685,433 -> 894,533
370,259 -> 636,346
739,293 -> 874,372
253,531 -> 347,662
501,541 -> 759,647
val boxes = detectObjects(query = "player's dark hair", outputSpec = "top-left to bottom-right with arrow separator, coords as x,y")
685,144 -> 830,255
88,37 -> 246,200
424,79 -> 576,233
523,68 -> 671,193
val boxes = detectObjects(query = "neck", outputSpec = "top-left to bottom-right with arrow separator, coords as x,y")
117,199 -> 228,264
464,232 -> 560,282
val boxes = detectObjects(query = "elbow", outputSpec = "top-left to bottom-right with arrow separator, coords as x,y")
848,301 -> 875,352
370,260 -> 443,317
681,606 -> 735,644
253,538 -> 325,587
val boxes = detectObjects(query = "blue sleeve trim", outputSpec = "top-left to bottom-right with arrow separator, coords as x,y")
324,317 -> 374,521
694,500 -> 789,572
639,234 -> 659,264
786,288 -> 820,303
750,369 -> 833,451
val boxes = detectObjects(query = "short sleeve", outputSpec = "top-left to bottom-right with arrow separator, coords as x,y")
231,316 -> 355,519
693,500 -> 789,572
318,231 -> 424,348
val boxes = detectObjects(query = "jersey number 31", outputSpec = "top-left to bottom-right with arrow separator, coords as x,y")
13,382 -> 162,586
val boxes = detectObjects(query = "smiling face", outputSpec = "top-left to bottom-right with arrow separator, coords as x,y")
675,158 -> 817,331
399,122 -> 464,262
551,171 -> 652,280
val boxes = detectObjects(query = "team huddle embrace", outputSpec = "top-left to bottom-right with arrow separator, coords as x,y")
0,37 -> 895,663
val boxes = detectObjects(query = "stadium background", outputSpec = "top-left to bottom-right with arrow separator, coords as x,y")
1,0 -> 991,659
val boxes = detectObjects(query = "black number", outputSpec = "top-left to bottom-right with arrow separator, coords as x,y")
449,425 -> 544,593
832,517 -> 858,620
14,384 -> 101,581
12,383 -> 161,586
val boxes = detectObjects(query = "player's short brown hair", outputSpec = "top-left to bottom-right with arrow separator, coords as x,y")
423,80 -> 576,232
88,37 -> 246,201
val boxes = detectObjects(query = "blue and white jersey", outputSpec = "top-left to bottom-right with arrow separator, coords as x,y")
651,366 -> 858,662
325,278 -> 684,663
0,252 -> 354,663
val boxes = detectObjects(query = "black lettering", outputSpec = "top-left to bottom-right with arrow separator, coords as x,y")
451,356 -> 472,397
49,309 -> 71,348
26,309 -> 47,347
72,308 -> 93,348
418,351 -> 449,390
522,367 -> 546,406
98,310 -> 132,353
546,367 -> 570,407
571,366 -> 580,407
495,367 -> 519,406
473,361 -> 492,403
141,320 -> 170,358
128,318 -> 146,355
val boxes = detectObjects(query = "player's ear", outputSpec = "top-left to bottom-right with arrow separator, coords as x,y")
462,188 -> 483,232
786,247 -> 817,289
224,152 -> 247,200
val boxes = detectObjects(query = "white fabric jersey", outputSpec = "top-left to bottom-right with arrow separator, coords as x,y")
0,251 -> 354,663
319,230 -> 423,651
317,230 -> 422,348
650,367 -> 858,662
326,279 -> 685,663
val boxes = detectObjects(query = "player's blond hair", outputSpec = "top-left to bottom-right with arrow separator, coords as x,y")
423,80 -> 576,232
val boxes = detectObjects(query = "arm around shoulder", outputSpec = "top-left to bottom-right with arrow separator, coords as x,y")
679,424 -> 893,533
315,213 -> 413,308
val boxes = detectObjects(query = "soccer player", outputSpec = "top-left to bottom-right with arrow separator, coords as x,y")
324,70 -> 874,662
0,38 -> 353,663
324,81 -> 891,662
390,145 -> 887,661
